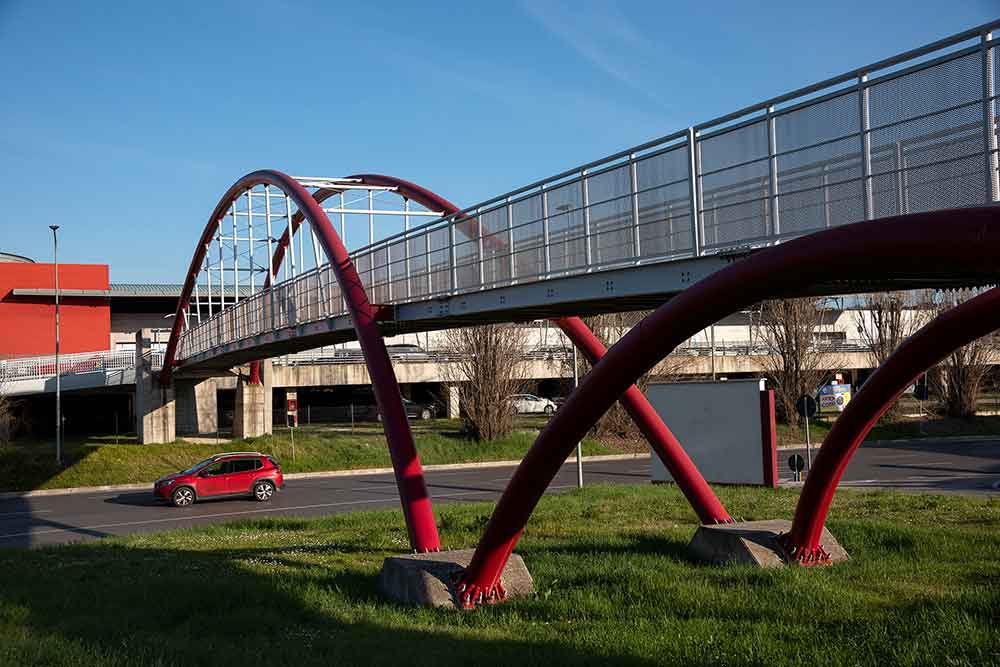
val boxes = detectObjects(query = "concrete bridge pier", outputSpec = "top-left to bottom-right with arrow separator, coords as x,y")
446,384 -> 461,419
176,378 -> 219,436
135,329 -> 175,444
233,359 -> 272,439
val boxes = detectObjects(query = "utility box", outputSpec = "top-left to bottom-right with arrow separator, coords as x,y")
647,379 -> 777,487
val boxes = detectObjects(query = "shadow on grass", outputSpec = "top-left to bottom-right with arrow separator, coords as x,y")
0,435 -> 108,492
519,531 -> 693,565
0,541 -> 657,667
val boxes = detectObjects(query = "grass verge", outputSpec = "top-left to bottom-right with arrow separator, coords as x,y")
0,419 -> 614,492
0,484 -> 996,665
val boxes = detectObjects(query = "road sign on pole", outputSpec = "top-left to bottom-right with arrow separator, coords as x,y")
788,453 -> 806,481
795,394 -> 817,473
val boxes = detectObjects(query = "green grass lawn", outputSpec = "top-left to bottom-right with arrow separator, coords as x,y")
0,484 -> 996,665
0,419 -> 614,492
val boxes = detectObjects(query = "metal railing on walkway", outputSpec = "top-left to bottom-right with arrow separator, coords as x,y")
178,23 -> 1000,362
0,350 -> 164,385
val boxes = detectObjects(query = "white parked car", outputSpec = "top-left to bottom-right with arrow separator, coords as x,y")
508,394 -> 557,415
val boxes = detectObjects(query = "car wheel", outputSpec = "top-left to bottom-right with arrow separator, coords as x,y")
172,486 -> 195,507
420,409 -> 431,420
544,405 -> 555,416
253,480 -> 276,502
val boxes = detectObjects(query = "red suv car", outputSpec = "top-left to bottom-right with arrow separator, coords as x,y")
153,452 -> 284,507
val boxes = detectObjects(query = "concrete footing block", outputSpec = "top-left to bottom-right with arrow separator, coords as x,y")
377,548 -> 533,609
687,519 -> 849,567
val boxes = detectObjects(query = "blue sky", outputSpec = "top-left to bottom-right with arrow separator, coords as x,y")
0,1 -> 996,281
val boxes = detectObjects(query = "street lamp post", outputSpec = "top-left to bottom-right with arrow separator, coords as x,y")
49,225 -> 61,465
573,345 -> 582,488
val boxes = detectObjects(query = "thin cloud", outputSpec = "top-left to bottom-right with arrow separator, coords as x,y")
521,1 -> 671,108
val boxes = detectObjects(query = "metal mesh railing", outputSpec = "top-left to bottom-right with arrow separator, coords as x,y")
0,349 -> 164,384
179,25 -> 1000,361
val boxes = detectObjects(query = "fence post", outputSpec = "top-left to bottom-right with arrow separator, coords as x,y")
686,127 -> 702,256
541,185 -> 551,276
984,31 -> 998,202
767,105 -> 780,237
630,153 -> 641,261
859,73 -> 874,220
506,198 -> 516,282
582,171 -> 592,269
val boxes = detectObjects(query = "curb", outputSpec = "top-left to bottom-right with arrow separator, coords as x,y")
0,453 -> 650,500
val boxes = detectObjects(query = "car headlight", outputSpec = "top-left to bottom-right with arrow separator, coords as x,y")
158,479 -> 176,487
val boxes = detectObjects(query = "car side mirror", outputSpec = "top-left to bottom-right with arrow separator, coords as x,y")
199,470 -> 211,478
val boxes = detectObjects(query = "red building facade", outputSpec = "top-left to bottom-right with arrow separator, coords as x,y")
0,263 -> 110,358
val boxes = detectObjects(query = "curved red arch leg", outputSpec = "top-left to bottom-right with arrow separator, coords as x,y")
454,206 -> 1000,606
276,175 -> 730,523
325,176 -> 732,522
553,316 -> 731,524
782,286 -> 1000,562
162,170 -> 439,552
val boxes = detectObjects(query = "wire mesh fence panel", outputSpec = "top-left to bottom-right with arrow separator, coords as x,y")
427,226 -> 452,295
699,119 -> 771,248
511,194 -> 545,280
545,178 -> 587,275
868,50 -> 988,216
587,165 -> 634,267
773,91 -> 864,233
635,145 -> 693,258
478,206 -> 511,287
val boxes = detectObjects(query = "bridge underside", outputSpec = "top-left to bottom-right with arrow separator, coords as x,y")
175,251 -> 989,377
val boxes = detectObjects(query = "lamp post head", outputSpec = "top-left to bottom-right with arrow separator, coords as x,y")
49,225 -> 59,232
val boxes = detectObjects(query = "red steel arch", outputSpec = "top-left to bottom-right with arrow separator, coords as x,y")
303,176 -> 732,524
258,174 -> 731,523
455,206 -> 1000,606
782,286 -> 1000,562
161,170 -> 440,552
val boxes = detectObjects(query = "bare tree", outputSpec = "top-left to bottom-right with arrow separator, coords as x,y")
0,379 -> 14,447
756,297 -> 839,425
854,291 -> 930,419
928,289 -> 995,418
441,323 -> 530,441
565,311 -> 690,440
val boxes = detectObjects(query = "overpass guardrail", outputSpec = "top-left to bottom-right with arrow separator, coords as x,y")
178,23 -> 1000,362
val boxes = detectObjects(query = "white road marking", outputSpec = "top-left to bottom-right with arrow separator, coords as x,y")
0,485 -> 575,541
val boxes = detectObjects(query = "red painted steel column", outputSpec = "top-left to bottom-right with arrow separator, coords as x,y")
162,171 -> 439,552
553,316 -> 731,523
760,390 -> 778,488
340,177 -> 731,524
783,286 -> 1000,562
456,206 -> 1000,606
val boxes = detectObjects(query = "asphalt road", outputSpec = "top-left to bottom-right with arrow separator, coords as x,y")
779,438 -> 1000,493
1,438 -> 996,550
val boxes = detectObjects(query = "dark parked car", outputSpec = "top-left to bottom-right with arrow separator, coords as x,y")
379,396 -> 438,421
153,452 -> 284,507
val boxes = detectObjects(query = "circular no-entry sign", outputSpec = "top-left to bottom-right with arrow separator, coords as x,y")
788,454 -> 806,473
795,394 -> 818,419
